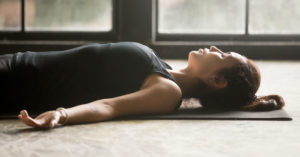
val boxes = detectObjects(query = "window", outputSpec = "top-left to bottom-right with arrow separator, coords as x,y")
158,0 -> 245,34
0,0 -> 300,60
25,0 -> 112,31
156,0 -> 300,41
0,0 -> 21,31
0,0 -> 115,40
249,0 -> 300,34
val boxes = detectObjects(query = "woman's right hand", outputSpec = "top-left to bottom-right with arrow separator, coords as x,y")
18,109 -> 62,129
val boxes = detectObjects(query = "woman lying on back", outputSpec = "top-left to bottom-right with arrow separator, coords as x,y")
0,42 -> 284,129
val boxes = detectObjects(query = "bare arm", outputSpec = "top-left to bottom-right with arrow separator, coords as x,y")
58,101 -> 115,124
18,102 -> 115,129
19,79 -> 182,129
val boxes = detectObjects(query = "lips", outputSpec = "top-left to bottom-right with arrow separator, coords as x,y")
198,49 -> 205,55
204,48 -> 210,55
192,48 -> 209,56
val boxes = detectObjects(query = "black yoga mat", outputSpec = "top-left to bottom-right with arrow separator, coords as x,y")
0,107 -> 292,121
117,107 -> 292,121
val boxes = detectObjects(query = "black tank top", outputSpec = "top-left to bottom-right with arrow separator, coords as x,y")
12,42 -> 182,112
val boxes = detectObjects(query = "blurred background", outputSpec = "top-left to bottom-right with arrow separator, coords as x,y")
0,0 -> 112,31
0,0 -> 300,59
0,1 -> 299,157
1,0 -> 300,33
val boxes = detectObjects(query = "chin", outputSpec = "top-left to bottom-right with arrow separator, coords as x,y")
189,51 -> 198,59
188,51 -> 197,60
190,51 -> 198,55
190,51 -> 203,61
187,54 -> 200,68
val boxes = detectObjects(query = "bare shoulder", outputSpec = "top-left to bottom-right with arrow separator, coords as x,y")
142,73 -> 183,110
141,73 -> 182,99
98,73 -> 183,117
156,75 -> 182,98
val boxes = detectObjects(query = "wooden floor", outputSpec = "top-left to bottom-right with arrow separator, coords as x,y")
0,60 -> 299,157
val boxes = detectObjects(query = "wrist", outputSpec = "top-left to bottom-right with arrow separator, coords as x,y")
56,107 -> 69,125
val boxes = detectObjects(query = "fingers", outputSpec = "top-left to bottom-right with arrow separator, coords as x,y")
18,110 -> 61,129
19,110 -> 40,128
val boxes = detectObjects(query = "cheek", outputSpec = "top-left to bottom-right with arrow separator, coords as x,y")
200,55 -> 219,67
188,55 -> 209,73
188,53 -> 222,72
198,56 -> 224,74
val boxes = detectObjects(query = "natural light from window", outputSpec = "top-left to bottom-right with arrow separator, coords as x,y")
0,0 -> 21,31
158,0 -> 300,35
249,0 -> 300,34
25,0 -> 112,31
158,0 -> 246,34
0,0 -> 112,31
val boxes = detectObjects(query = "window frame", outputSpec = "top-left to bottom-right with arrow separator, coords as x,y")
0,0 -> 118,41
0,0 -> 300,60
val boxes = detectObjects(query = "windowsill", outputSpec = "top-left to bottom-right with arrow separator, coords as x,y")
0,40 -> 113,45
2,39 -> 300,46
151,40 -> 300,46
1,39 -> 300,60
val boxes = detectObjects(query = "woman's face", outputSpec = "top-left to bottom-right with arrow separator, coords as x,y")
187,46 -> 249,81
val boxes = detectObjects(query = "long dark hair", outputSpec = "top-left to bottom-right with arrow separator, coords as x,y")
198,59 -> 285,111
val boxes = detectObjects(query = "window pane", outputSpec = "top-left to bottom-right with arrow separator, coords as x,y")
26,0 -> 112,31
158,0 -> 245,34
249,0 -> 300,34
0,0 -> 21,31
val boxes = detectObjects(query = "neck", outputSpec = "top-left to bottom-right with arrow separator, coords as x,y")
167,67 -> 202,99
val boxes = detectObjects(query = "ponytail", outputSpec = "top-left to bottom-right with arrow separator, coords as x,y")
243,94 -> 285,111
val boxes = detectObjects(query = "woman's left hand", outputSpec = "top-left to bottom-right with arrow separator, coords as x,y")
18,109 -> 61,129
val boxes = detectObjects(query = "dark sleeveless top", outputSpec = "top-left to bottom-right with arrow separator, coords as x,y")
11,42 -> 182,112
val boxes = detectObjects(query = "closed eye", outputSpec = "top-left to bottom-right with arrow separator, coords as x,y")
223,52 -> 232,58
220,52 -> 226,58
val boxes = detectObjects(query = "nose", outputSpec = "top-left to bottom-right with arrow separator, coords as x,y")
210,46 -> 222,53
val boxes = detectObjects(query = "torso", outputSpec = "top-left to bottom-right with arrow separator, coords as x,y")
13,42 -> 183,110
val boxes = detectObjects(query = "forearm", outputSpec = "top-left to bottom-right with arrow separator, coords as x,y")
59,101 -> 115,125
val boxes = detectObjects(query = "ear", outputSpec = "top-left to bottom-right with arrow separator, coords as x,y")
208,75 -> 227,89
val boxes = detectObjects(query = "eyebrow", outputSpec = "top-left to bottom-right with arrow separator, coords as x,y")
228,52 -> 245,60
